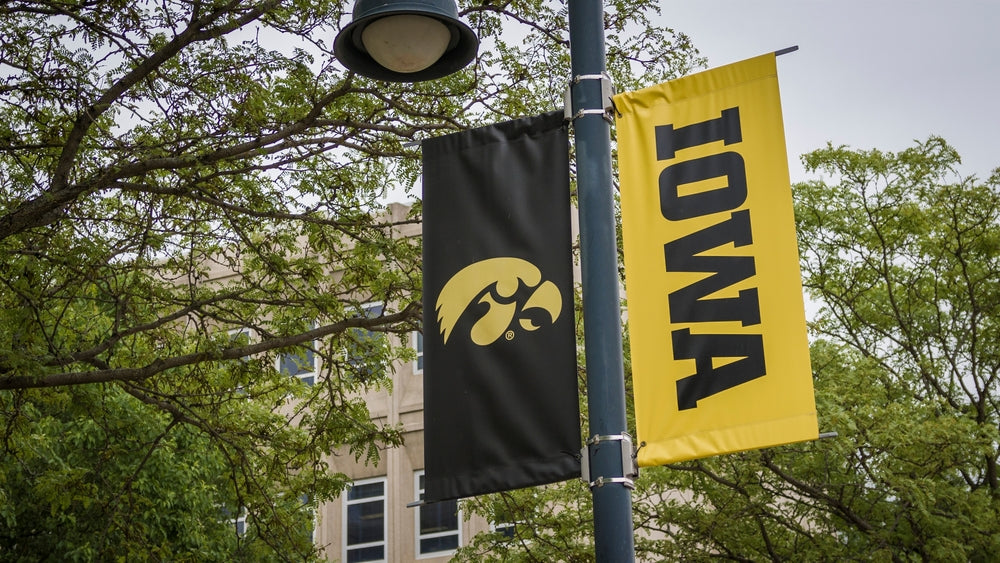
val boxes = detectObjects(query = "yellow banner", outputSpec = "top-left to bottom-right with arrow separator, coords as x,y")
614,53 -> 817,467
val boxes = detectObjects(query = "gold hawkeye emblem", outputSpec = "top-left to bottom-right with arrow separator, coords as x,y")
436,257 -> 563,346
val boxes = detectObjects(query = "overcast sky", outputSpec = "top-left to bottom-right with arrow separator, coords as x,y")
659,1 -> 1000,183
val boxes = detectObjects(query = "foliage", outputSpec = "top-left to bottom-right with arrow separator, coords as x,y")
0,384 -> 320,561
0,0 -> 699,559
458,138 -> 1000,561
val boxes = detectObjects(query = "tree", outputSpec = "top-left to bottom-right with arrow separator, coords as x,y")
458,138 -> 1000,562
0,0 -> 700,559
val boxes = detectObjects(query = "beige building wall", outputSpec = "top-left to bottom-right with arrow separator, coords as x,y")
204,203 -> 524,560
311,203 -> 493,561
313,330 -> 493,562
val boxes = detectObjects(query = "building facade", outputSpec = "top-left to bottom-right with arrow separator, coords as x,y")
308,325 -> 495,562
301,203 -> 493,561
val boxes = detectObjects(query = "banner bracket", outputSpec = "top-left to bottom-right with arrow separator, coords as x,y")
580,432 -> 638,490
564,72 -> 615,124
590,476 -> 635,490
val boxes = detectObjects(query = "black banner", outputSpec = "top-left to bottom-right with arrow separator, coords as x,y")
421,111 -> 580,502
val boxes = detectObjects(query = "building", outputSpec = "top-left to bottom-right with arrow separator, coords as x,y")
215,201 -> 577,560
277,202 -> 494,561
311,323 -> 494,562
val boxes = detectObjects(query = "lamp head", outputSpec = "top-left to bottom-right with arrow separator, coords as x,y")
334,0 -> 479,82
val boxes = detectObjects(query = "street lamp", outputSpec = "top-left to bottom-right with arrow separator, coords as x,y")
334,1 -> 635,560
334,0 -> 478,82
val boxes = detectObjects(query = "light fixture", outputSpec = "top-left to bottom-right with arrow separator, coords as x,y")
335,0 -> 479,82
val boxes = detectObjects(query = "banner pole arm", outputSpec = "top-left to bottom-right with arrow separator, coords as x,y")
568,1 -> 637,561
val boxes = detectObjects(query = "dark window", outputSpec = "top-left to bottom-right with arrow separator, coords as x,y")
347,303 -> 384,380
345,478 -> 385,562
415,472 -> 459,556
413,330 -> 424,373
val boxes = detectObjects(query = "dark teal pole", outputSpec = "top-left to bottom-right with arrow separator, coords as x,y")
568,0 -> 636,561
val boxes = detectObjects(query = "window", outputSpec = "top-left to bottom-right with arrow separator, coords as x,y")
346,303 -> 384,380
277,323 -> 317,386
344,477 -> 386,563
224,329 -> 256,393
300,494 -> 315,545
412,330 -> 423,373
414,471 -> 460,557
488,497 -> 525,544
228,327 -> 253,346
491,522 -> 517,540
229,506 -> 247,538
227,327 -> 254,361
278,346 -> 316,386
221,505 -> 247,537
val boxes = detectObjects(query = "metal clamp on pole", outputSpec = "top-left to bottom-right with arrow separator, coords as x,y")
580,432 -> 638,490
563,73 -> 616,123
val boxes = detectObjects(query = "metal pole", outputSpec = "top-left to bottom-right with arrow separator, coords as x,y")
568,0 -> 636,561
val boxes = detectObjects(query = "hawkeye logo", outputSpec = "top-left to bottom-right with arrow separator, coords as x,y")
436,257 -> 562,346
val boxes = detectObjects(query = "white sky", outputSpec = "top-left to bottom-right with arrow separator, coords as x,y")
660,0 -> 1000,183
